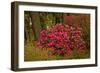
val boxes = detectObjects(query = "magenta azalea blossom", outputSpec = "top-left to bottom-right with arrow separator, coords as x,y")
38,16 -> 86,56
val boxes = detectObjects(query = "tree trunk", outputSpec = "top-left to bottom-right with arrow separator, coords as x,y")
24,13 -> 31,42
29,12 -> 41,41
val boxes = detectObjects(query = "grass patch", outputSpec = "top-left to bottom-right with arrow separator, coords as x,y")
24,41 -> 90,61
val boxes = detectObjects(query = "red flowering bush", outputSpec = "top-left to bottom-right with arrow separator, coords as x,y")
38,16 -> 86,56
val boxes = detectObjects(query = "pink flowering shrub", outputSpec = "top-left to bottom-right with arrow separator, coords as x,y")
38,16 -> 86,56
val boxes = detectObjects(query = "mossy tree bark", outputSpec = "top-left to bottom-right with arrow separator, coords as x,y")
29,12 -> 41,41
24,12 -> 31,42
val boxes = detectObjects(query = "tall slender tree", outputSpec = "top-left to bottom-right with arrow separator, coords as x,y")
29,12 -> 41,41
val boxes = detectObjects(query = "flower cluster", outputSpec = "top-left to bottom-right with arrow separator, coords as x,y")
38,16 -> 86,56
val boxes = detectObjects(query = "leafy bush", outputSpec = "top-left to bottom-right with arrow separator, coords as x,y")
38,16 -> 86,56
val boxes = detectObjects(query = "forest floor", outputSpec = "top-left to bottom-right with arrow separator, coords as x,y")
24,41 -> 90,61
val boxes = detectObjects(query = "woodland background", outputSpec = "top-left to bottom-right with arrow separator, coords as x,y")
24,11 -> 90,61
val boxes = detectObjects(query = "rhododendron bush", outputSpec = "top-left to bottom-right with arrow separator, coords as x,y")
38,16 -> 86,56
